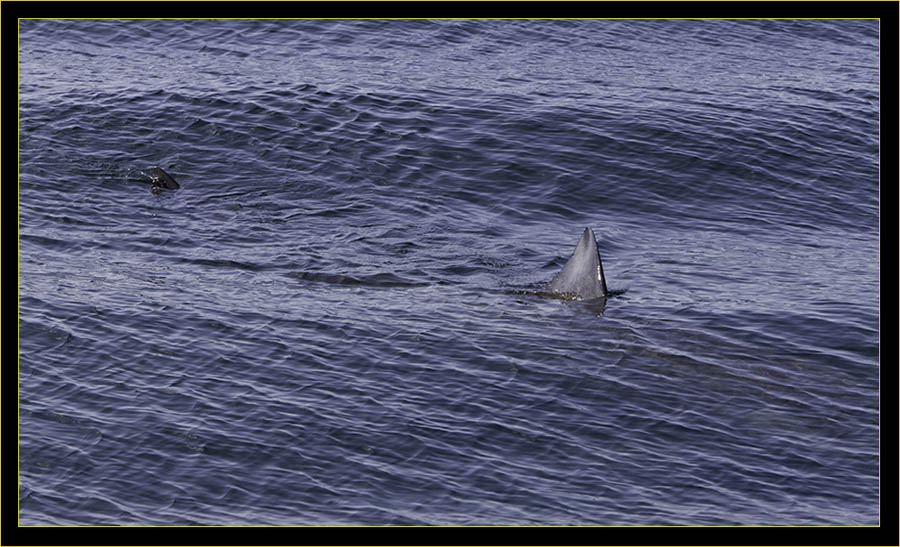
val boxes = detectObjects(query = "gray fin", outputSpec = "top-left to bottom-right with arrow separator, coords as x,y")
547,227 -> 608,300
152,166 -> 180,190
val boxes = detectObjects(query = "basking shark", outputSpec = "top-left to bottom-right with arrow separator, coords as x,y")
151,166 -> 180,191
547,227 -> 609,300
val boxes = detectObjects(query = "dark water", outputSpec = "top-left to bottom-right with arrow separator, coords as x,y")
18,19 -> 879,526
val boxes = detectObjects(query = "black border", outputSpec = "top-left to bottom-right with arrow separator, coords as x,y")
9,1 -> 894,545
2,1 -> 897,19
8,521 -> 897,546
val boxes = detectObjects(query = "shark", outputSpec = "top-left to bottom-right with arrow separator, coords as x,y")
151,166 -> 180,192
546,226 -> 609,300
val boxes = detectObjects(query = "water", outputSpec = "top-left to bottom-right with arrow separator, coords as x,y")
18,19 -> 879,526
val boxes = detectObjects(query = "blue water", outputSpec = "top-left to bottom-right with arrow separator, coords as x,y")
18,19 -> 879,526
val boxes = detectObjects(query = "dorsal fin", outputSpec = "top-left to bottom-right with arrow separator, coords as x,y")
152,166 -> 180,190
547,227 -> 608,300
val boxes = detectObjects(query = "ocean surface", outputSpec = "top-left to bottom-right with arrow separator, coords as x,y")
18,19 -> 879,526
